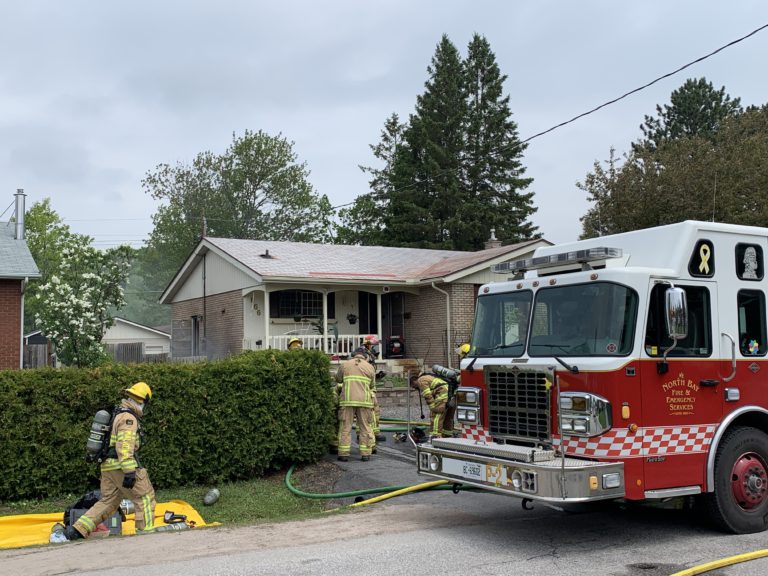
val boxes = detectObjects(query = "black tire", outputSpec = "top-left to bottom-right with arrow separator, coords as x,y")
703,426 -> 768,534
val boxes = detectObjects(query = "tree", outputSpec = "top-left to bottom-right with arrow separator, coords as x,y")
144,130 -> 334,284
341,34 -> 538,250
117,246 -> 172,328
35,242 -> 132,367
23,198 -> 92,333
394,34 -> 466,248
637,77 -> 743,151
335,113 -> 406,245
460,33 -> 536,248
580,104 -> 768,237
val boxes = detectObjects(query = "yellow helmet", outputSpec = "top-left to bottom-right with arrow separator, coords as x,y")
125,381 -> 152,403
456,343 -> 471,360
288,337 -> 302,349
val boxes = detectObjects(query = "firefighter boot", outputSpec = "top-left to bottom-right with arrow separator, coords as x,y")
63,526 -> 83,541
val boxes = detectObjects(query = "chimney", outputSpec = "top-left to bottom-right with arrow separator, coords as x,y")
14,189 -> 26,240
484,228 -> 502,250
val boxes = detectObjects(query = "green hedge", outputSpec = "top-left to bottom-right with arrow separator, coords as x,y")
0,350 -> 335,501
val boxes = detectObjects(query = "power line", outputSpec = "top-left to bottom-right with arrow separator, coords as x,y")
343,21 -> 768,206
519,22 -> 768,145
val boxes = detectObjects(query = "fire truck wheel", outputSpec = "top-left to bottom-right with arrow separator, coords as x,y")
704,426 -> 768,534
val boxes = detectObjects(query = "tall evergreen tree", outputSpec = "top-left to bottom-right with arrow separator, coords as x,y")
342,34 -> 537,250
637,77 -> 743,151
460,33 -> 536,248
388,35 -> 467,248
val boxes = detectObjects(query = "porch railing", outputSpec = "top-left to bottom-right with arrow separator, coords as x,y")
242,334 -> 368,354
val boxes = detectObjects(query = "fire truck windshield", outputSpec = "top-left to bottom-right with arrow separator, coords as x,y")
529,282 -> 638,357
471,282 -> 638,358
471,290 -> 532,357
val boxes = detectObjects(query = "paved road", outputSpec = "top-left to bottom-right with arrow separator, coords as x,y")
6,432 -> 768,576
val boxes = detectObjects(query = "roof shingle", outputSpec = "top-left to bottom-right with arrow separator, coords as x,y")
0,223 -> 40,279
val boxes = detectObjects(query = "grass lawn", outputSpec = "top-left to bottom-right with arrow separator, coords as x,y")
0,465 -> 338,526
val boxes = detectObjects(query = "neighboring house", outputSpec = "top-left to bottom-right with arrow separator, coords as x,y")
0,191 -> 41,370
102,317 -> 172,360
160,231 -> 551,368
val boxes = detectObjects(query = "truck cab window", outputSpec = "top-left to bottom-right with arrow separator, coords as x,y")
644,284 -> 711,357
471,291 -> 532,357
738,289 -> 766,356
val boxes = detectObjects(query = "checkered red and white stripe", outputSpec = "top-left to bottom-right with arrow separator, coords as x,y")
460,424 -> 493,443
553,425 -> 717,459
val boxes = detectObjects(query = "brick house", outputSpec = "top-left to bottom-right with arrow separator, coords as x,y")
0,191 -> 40,370
160,234 -> 551,368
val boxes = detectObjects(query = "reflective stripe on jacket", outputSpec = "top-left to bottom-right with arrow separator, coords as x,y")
416,375 -> 448,411
101,401 -> 142,473
335,356 -> 375,408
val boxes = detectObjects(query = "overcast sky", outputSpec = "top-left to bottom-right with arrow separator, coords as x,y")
1,1 -> 766,250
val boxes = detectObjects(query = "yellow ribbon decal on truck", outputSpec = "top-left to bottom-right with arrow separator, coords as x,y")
699,244 -> 711,274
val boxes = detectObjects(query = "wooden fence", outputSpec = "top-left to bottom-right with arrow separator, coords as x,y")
23,344 -> 50,368
105,343 -> 169,364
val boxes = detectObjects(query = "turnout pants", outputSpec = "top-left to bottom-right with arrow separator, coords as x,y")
429,403 -> 457,437
338,406 -> 374,457
73,468 -> 156,537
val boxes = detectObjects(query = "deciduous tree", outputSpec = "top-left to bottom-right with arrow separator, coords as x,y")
35,242 -> 132,367
144,130 -> 333,284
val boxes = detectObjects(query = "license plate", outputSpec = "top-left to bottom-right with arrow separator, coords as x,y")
441,458 -> 508,486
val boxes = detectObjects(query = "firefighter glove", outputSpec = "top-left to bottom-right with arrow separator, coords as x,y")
122,472 -> 137,489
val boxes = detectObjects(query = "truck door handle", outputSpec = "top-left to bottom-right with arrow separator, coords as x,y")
700,379 -> 720,387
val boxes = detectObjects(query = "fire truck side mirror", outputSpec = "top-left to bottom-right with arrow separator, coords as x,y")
665,287 -> 688,341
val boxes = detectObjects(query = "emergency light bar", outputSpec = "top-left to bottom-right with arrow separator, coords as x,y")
491,247 -> 623,275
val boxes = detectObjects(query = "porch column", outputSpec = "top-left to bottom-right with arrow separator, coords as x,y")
322,289 -> 328,353
264,288 -> 270,349
376,292 -> 383,361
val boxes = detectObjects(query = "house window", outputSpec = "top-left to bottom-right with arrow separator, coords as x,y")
269,290 -> 335,319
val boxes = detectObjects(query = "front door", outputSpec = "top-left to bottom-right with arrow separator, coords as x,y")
358,292 -> 378,335
382,292 -> 405,342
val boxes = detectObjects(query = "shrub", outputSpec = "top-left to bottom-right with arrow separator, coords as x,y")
0,350 -> 335,501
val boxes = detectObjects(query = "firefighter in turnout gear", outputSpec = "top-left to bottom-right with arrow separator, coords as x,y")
288,337 -> 303,350
362,335 -> 385,446
335,347 -> 375,461
64,382 -> 156,540
410,373 -> 455,439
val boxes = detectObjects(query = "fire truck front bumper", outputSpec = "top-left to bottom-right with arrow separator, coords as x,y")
417,437 -> 625,503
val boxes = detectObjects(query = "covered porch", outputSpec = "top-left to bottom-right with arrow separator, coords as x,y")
241,284 -> 412,359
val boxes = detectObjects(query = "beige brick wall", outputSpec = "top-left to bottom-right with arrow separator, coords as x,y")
172,290 -> 243,359
403,282 -> 478,369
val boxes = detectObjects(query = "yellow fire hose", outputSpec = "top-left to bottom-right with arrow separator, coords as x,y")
669,549 -> 768,576
348,480 -> 449,508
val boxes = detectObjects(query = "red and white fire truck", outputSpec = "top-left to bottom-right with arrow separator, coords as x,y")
416,220 -> 768,533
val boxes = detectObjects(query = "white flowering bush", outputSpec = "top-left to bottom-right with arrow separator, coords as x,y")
35,240 -> 132,368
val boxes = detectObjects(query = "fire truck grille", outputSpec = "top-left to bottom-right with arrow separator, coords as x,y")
487,369 -> 550,442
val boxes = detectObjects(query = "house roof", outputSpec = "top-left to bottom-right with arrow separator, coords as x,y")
0,223 -> 40,279
110,317 -> 172,338
205,237 -> 547,282
162,236 -> 551,303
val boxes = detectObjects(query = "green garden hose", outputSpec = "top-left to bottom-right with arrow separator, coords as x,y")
284,464 -> 476,500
